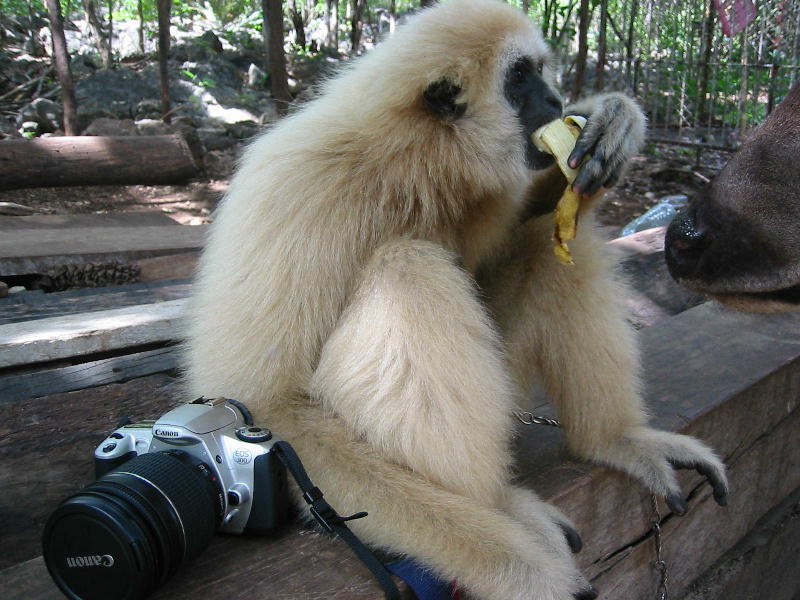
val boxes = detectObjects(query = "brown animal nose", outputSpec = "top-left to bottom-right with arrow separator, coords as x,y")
665,211 -> 710,279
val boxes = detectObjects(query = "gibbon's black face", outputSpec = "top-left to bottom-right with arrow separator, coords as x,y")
422,56 -> 562,170
504,57 -> 563,170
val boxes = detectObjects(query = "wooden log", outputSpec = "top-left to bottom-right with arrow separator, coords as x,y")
0,135 -> 200,190
136,251 -> 199,282
0,224 -> 207,276
0,298 -> 185,367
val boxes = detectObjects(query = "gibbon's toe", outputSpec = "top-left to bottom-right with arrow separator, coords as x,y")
558,522 -> 583,554
665,492 -> 688,516
574,584 -> 599,600
669,459 -> 729,507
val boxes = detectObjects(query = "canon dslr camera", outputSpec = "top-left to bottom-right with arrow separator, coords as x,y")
42,397 -> 289,600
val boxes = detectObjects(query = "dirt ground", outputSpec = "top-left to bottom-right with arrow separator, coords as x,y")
0,142 -> 732,230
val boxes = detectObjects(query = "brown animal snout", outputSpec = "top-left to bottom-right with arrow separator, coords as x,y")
665,210 -> 711,280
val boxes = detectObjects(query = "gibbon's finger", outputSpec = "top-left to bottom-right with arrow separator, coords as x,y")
558,522 -> 583,554
603,172 -> 619,189
669,459 -> 729,507
574,584 -> 599,600
571,154 -> 606,197
567,122 -> 599,169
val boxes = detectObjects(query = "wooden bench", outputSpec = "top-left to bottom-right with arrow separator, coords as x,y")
1,301 -> 798,599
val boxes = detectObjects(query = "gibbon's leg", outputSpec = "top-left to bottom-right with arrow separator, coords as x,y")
310,238 -> 516,508
481,215 -> 728,515
268,397 -> 596,600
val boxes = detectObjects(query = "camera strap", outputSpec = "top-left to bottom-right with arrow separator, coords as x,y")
272,441 -> 402,600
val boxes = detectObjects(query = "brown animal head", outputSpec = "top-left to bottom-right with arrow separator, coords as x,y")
665,82 -> 800,312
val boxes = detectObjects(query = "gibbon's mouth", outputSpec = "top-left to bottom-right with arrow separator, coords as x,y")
526,143 -> 555,171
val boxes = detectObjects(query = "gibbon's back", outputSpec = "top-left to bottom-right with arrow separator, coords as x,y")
184,0 -> 546,410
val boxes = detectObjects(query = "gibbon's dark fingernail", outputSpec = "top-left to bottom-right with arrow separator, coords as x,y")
666,493 -> 688,516
559,523 -> 583,554
574,584 -> 599,600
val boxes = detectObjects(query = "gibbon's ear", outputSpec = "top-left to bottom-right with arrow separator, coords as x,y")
423,78 -> 467,121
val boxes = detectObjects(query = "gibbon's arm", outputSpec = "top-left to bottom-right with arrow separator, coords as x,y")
482,219 -> 727,514
482,92 -> 728,514
310,238 -> 517,508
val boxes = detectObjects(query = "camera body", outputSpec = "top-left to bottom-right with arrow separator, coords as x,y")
94,397 -> 288,535
43,398 -> 289,600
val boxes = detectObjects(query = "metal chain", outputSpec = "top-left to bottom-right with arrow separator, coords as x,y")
650,494 -> 669,600
515,412 -> 668,600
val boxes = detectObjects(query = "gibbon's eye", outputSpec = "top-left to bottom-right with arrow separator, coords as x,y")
509,58 -> 533,85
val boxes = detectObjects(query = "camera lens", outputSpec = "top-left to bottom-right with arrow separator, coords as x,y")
43,451 -> 223,600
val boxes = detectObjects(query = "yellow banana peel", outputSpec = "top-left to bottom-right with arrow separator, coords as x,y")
531,115 -> 590,265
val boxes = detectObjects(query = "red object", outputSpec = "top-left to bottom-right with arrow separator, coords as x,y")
450,581 -> 460,599
713,0 -> 757,36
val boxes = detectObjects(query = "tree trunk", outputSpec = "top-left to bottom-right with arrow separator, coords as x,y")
157,0 -> 171,121
44,0 -> 78,135
625,0 -> 639,81
290,0 -> 306,48
594,0 -> 607,92
0,135 -> 200,190
522,0 -> 529,15
107,0 -> 113,64
389,0 -> 396,33
737,25 -> 749,136
28,0 -> 44,56
696,0 -> 715,126
263,0 -> 292,115
332,0 -> 339,48
420,0 -> 435,7
570,0 -> 590,101
349,0 -> 366,51
137,0 -> 144,53
82,0 -> 111,68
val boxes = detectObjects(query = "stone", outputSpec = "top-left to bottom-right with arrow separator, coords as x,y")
134,99 -> 163,120
135,118 -> 172,136
16,98 -> 62,133
247,63 -> 266,89
83,118 -> 138,136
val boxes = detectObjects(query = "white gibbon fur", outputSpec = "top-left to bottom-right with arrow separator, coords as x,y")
184,0 -> 729,598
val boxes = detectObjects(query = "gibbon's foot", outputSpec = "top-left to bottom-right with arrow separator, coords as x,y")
558,522 -> 583,554
574,585 -> 599,600
564,93 -> 646,198
589,427 -> 729,516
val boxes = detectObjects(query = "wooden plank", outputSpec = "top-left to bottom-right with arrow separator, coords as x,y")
0,375 -> 409,599
0,212 -> 179,230
0,345 -> 180,402
0,224 -> 208,276
0,298 -> 185,367
1,304 -> 799,599
0,279 -> 192,325
136,251 -> 200,282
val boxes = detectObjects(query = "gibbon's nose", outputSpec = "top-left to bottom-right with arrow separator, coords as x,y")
545,92 -> 563,115
665,210 -> 710,279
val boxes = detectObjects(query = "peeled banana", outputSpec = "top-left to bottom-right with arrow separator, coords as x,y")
531,115 -> 590,265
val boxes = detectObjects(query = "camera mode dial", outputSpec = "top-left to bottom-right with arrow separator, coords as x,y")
235,426 -> 272,443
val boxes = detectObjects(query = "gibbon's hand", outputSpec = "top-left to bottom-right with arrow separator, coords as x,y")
593,426 -> 729,515
564,93 -> 646,198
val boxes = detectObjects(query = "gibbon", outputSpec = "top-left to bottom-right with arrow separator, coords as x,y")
184,0 -> 729,598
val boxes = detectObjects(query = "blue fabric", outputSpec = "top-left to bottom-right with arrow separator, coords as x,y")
386,558 -> 454,600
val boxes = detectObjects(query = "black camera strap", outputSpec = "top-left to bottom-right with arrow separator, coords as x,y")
272,441 -> 401,600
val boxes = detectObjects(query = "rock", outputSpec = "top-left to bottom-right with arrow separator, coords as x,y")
224,121 -> 259,140
83,118 -> 138,136
8,286 -> 26,294
70,53 -> 98,77
247,63 -> 266,88
0,118 -> 19,138
197,127 -> 236,151
76,67 -> 161,120
20,120 -> 40,137
0,202 -> 37,215
260,102 -> 280,125
134,99 -> 163,120
135,118 -> 172,135
199,31 -> 224,53
0,281 -> 7,298
16,98 -> 62,133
